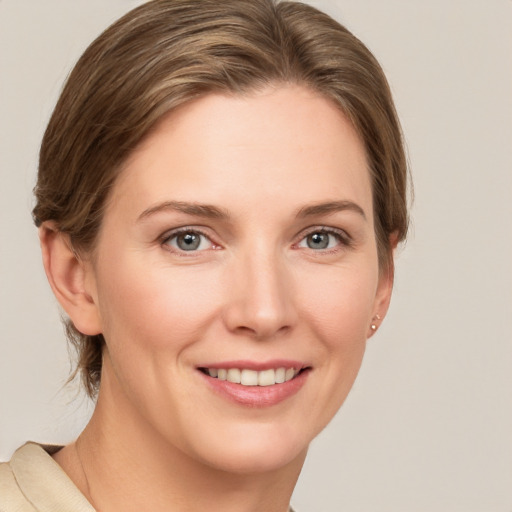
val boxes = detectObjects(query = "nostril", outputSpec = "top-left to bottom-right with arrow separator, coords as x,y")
230,323 -> 291,341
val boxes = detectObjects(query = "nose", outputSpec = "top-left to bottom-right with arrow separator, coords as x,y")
222,247 -> 297,340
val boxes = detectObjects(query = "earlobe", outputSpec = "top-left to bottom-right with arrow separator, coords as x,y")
39,222 -> 102,336
367,270 -> 393,338
367,234 -> 398,339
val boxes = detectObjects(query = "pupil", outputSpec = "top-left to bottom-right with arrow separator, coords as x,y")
178,232 -> 200,250
308,232 -> 328,249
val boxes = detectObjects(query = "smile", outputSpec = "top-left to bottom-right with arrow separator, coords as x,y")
198,360 -> 310,406
199,367 -> 300,386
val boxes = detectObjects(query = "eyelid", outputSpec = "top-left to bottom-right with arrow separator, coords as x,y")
294,225 -> 353,249
158,224 -> 353,255
159,226 -> 221,254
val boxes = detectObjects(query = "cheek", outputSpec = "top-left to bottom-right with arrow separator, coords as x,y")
296,259 -> 378,423
298,260 -> 379,344
94,257 -> 223,355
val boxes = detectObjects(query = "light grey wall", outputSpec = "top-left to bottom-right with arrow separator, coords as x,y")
1,1 -> 511,510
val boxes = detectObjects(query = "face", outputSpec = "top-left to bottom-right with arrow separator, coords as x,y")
83,86 -> 392,474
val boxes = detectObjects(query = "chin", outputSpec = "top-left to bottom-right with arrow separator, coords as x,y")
185,422 -> 310,475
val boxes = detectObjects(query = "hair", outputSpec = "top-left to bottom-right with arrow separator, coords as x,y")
33,0 -> 409,398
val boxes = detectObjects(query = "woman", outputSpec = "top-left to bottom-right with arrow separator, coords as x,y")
0,0 -> 408,510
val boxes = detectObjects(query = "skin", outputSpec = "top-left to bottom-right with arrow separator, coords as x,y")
41,85 -> 394,512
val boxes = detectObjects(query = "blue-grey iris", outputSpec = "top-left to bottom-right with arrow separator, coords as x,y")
307,232 -> 329,249
177,232 -> 201,251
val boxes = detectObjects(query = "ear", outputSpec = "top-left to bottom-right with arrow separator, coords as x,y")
39,222 -> 102,336
367,232 -> 398,339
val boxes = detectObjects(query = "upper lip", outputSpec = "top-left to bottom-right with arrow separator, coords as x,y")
197,359 -> 309,371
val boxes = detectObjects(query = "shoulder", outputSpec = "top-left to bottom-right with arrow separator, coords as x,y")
0,455 -> 35,512
0,443 -> 95,512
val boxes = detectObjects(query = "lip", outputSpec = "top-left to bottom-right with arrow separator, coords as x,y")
198,359 -> 308,371
197,360 -> 311,407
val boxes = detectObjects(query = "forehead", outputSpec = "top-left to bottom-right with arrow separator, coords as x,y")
111,85 -> 372,220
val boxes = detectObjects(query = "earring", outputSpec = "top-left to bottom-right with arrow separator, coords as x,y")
370,314 -> 381,331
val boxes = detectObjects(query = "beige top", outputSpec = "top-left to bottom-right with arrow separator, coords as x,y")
0,442 -> 95,512
1,443 -> 298,512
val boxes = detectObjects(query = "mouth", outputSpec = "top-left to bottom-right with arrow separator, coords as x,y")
197,362 -> 311,407
198,366 -> 307,387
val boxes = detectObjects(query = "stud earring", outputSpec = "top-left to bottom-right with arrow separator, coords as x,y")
370,314 -> 381,332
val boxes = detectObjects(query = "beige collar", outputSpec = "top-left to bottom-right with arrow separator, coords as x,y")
8,442 -> 95,512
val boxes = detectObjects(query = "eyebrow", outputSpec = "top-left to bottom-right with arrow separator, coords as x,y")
296,200 -> 367,220
137,199 -> 366,223
137,201 -> 230,222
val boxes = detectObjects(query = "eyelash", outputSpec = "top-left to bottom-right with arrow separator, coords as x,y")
160,226 -> 352,255
294,226 -> 353,254
160,227 -> 218,255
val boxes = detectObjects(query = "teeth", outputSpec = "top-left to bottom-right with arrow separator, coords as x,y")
241,369 -> 258,386
205,366 -> 300,386
285,368 -> 295,382
227,368 -> 241,384
258,369 -> 275,386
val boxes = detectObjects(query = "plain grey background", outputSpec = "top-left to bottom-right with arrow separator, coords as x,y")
1,1 -> 511,510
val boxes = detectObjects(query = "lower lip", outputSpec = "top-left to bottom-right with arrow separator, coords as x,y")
199,369 -> 310,407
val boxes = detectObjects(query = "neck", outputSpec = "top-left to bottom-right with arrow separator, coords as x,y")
59,364 -> 306,512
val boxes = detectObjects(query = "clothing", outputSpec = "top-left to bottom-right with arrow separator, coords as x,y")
1,443 -> 297,511
0,442 -> 94,512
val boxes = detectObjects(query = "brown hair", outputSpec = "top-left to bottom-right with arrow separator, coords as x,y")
33,0 -> 409,398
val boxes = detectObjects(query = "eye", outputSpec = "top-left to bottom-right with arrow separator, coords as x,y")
163,229 -> 214,252
297,229 -> 348,251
